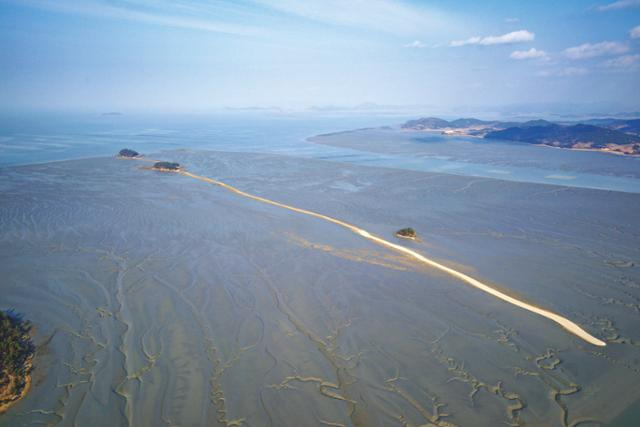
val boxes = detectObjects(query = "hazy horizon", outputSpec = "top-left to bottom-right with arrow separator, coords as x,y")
1,0 -> 639,114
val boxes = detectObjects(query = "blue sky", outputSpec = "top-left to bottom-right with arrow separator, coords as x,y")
0,0 -> 639,113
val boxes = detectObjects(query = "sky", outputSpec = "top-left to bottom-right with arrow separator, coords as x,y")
0,0 -> 639,113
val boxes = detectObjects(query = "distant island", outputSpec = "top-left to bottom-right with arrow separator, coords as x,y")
101,112 -> 123,116
395,227 -> 417,239
401,117 -> 640,155
152,161 -> 181,172
117,150 -> 182,172
118,148 -> 140,158
0,310 -> 35,414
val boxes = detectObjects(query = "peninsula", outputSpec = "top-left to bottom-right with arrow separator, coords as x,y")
401,117 -> 640,155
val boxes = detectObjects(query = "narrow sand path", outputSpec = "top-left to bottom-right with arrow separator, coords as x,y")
160,167 -> 605,346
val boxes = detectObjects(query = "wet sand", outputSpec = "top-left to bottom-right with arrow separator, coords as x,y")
180,168 -> 604,346
1,151 -> 639,426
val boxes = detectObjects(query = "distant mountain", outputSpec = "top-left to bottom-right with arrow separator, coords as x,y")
486,124 -> 640,154
401,116 -> 640,155
307,103 -> 436,113
449,118 -> 493,128
401,117 -> 453,129
612,119 -> 640,136
224,106 -> 284,112
401,117 -> 557,131
577,118 -> 640,136
519,119 -> 554,127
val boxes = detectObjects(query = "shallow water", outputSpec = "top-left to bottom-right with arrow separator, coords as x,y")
1,150 -> 639,426
311,128 -> 640,194
2,113 -> 640,193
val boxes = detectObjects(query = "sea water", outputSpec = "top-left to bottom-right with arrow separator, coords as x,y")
1,112 -> 639,193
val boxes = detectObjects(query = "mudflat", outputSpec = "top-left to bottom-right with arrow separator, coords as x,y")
1,150 -> 639,426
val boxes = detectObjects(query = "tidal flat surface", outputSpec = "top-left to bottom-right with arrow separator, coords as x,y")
1,151 -> 640,426
311,128 -> 640,193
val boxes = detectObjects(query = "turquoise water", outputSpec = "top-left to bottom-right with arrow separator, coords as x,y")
2,112 -> 639,193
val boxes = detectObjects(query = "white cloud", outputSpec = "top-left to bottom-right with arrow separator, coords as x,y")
404,40 -> 426,48
12,0 -> 261,35
602,54 -> 640,67
255,0 -> 453,35
450,30 -> 534,47
564,41 -> 629,59
538,67 -> 589,77
12,0 -> 454,37
450,36 -> 480,47
510,47 -> 548,59
595,0 -> 640,11
631,25 -> 640,39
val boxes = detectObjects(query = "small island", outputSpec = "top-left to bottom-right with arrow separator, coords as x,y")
0,310 -> 35,414
118,148 -> 140,158
152,161 -> 182,172
395,227 -> 417,240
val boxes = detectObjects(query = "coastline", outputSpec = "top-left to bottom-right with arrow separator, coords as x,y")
140,165 -> 184,173
532,142 -> 640,157
395,234 -> 416,240
0,357 -> 33,414
407,128 -> 640,157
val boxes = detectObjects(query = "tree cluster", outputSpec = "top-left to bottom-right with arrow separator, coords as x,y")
0,310 -> 34,392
